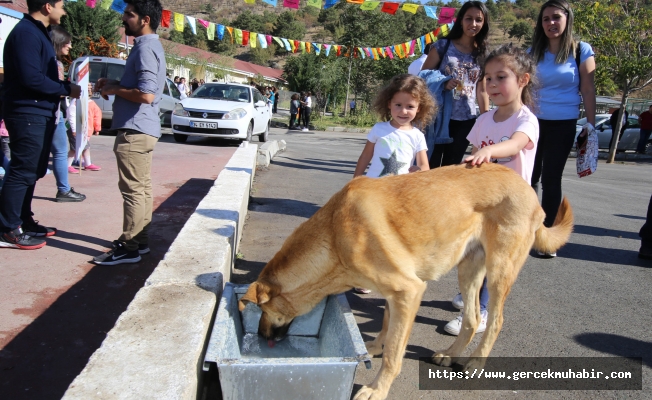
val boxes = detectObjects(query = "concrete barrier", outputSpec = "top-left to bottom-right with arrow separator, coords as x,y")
63,141 -> 280,400
257,140 -> 286,167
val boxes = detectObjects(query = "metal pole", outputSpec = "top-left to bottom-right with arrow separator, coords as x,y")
344,51 -> 353,117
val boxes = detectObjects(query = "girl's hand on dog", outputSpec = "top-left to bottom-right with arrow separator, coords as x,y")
464,147 -> 493,165
408,165 -> 421,173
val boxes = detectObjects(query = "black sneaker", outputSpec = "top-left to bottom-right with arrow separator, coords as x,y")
112,240 -> 150,255
94,241 -> 141,265
56,187 -> 86,202
22,220 -> 56,237
0,227 -> 46,250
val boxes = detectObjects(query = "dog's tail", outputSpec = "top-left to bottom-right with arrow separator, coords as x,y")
532,197 -> 574,254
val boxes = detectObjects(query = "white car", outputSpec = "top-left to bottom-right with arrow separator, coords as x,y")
171,83 -> 271,143
576,114 -> 644,152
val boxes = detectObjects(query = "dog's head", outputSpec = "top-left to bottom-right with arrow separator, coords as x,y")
238,281 -> 296,341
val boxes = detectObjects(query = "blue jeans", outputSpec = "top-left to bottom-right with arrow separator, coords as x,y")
51,115 -> 70,193
637,129 -> 651,154
0,113 -> 56,231
479,278 -> 488,312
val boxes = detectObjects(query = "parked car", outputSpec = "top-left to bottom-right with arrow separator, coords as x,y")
576,114 -> 645,152
69,56 -> 180,127
171,83 -> 271,143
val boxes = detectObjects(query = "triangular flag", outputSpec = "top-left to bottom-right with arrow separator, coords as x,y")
294,40 -> 300,53
186,16 -> 197,35
242,31 -> 250,46
424,6 -> 437,20
372,48 -> 378,59
360,1 -> 380,10
226,26 -> 234,43
324,44 -> 331,57
367,48 -> 373,59
401,3 -> 419,14
258,34 -> 267,48
198,19 -> 209,29
281,38 -> 292,51
161,10 -> 171,28
207,23 -> 215,40
274,36 -> 284,47
234,29 -> 243,45
283,0 -> 300,9
313,43 -> 320,55
306,0 -> 321,9
336,45 -> 342,57
217,24 -> 225,41
266,35 -> 273,46
250,32 -> 256,47
346,0 -> 364,3
409,40 -> 416,56
359,48 -> 365,59
288,40 -> 296,52
386,46 -> 394,59
394,45 -> 403,58
110,0 -> 127,13
419,36 -> 425,52
440,24 -> 449,36
424,32 -> 432,44
378,47 -> 385,58
262,0 -> 277,5
381,2 -> 399,15
245,0 -> 255,3
301,41 -> 307,53
86,0 -> 96,8
416,37 -> 422,53
438,7 -> 456,24
100,0 -> 112,10
324,0 -> 338,8
173,13 -> 185,32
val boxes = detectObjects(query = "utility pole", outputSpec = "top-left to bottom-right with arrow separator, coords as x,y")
344,48 -> 353,117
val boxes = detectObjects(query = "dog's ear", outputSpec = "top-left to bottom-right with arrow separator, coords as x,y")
238,282 -> 277,311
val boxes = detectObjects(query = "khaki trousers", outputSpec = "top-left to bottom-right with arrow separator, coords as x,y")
113,131 -> 158,251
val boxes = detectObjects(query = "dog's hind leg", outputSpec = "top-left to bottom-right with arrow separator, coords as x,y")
433,250 -> 486,367
366,300 -> 390,356
355,279 -> 427,400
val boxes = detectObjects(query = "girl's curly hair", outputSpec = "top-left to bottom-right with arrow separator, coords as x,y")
372,74 -> 438,128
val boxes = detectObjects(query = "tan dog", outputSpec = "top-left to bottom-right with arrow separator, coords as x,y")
239,163 -> 573,400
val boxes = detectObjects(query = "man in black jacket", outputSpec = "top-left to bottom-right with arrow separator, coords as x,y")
0,0 -> 81,250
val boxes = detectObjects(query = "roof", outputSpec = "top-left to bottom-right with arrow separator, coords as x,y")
0,0 -> 27,15
118,28 -> 285,84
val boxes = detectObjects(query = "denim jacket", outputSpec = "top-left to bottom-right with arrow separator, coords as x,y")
418,69 -> 453,160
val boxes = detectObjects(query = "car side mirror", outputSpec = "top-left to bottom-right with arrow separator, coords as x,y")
255,100 -> 267,107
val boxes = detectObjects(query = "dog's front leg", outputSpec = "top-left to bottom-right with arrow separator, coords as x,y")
355,281 -> 427,400
365,300 -> 390,356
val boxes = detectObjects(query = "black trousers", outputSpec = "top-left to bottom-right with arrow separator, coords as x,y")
429,118 -> 476,168
303,106 -> 312,129
531,119 -> 576,227
0,113 -> 56,231
639,194 -> 652,245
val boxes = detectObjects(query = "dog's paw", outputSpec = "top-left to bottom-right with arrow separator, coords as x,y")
365,340 -> 383,356
432,352 -> 454,367
353,385 -> 387,400
463,357 -> 486,373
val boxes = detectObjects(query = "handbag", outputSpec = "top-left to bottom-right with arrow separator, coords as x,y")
576,125 -> 598,177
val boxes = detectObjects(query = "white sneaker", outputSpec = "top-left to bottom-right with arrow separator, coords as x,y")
302,128 -> 309,132
444,311 -> 488,336
537,250 -> 557,258
452,293 -> 464,310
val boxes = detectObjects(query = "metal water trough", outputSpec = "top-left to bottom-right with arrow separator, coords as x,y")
203,283 -> 371,400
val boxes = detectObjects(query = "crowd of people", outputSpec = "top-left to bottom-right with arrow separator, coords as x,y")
289,91 -> 313,131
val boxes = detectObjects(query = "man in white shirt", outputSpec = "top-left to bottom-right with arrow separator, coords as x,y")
176,77 -> 188,100
302,92 -> 312,132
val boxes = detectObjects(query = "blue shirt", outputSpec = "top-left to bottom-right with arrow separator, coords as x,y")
533,41 -> 594,120
111,34 -> 166,137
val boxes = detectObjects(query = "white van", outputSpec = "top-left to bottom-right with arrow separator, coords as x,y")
69,56 -> 180,127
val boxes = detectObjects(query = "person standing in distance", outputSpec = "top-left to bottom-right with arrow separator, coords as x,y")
93,0 -> 166,265
0,0 -> 81,250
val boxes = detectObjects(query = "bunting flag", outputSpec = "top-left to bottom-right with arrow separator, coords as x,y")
282,38 -> 292,51
360,1 -> 380,10
161,10 -> 171,28
207,22 -> 215,40
346,0 -> 364,3
244,0 -> 255,3
409,40 -> 415,56
301,41 -> 307,53
250,32 -> 257,48
419,36 -> 425,52
424,6 -> 437,20
424,32 -> 432,44
415,37 -> 422,53
266,35 -> 273,46
371,47 -> 378,59
386,46 -> 394,59
306,0 -> 321,8
294,40 -> 300,53
438,7 -> 456,24
173,12 -> 184,32
283,0 -> 300,8
226,26 -> 234,43
186,16 -> 197,35
198,19 -> 209,29
258,34 -> 267,48
381,2 -> 399,15
336,45 -> 342,57
262,0 -> 277,5
217,24 -> 225,41
313,43 -> 320,55
402,3 -> 419,14
100,0 -> 112,10
276,36 -> 286,48
86,0 -> 96,8
324,0 -> 338,8
234,29 -> 243,45
324,44 -> 331,57
110,0 -> 126,13
242,30 -> 250,46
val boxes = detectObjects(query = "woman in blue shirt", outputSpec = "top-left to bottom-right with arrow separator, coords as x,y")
530,0 -> 596,257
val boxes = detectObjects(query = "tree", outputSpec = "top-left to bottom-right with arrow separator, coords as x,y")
60,2 -> 122,66
499,12 -> 517,36
508,20 -> 532,43
575,0 -> 652,163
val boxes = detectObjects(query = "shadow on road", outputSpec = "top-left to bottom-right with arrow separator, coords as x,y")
0,178 -> 214,400
249,197 -> 320,219
573,224 -> 639,240
574,332 -> 652,368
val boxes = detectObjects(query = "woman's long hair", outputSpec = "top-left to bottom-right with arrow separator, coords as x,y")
49,25 -> 72,60
445,1 -> 490,61
530,0 -> 577,64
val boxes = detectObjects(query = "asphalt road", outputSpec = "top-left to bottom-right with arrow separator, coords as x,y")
234,127 -> 652,399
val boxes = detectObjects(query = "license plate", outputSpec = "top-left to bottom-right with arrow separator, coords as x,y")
190,121 -> 217,129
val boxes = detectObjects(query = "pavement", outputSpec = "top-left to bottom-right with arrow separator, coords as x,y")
0,129 -> 239,399
234,128 -> 652,399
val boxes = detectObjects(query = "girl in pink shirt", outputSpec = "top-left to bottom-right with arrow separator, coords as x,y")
445,44 -> 539,336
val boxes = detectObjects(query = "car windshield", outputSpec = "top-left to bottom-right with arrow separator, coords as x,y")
191,84 -> 250,102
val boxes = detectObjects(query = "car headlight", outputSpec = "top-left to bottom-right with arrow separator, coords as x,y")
222,108 -> 247,120
173,104 -> 189,117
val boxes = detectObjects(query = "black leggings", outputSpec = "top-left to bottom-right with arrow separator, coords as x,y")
429,118 -> 476,168
531,119 -> 576,227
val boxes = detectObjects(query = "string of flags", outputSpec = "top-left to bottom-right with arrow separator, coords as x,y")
78,0 -> 458,61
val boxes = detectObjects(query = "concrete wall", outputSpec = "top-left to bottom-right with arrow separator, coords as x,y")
63,142 -> 259,399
